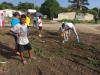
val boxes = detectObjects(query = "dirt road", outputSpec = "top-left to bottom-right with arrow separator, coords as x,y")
5,23 -> 100,34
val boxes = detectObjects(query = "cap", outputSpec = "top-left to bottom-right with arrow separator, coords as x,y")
13,12 -> 20,17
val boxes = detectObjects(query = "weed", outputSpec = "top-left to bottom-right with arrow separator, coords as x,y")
71,42 -> 89,50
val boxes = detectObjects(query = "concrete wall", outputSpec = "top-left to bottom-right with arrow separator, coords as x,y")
58,12 -> 94,21
58,12 -> 76,20
84,13 -> 94,21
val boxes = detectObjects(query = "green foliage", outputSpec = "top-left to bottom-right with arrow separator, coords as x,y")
17,2 -> 34,11
60,7 -> 68,13
68,0 -> 89,14
58,19 -> 84,23
5,17 -> 12,22
0,2 -> 15,9
89,19 -> 100,24
40,0 -> 61,19
35,6 -> 40,12
0,4 -> 11,9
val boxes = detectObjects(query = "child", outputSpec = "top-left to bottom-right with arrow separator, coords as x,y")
11,14 -> 36,64
0,13 -> 4,29
11,12 -> 20,55
11,12 -> 20,52
61,22 -> 80,43
38,15 -> 42,37
26,12 -> 31,36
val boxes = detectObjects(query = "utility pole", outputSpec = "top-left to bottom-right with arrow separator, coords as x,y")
97,6 -> 99,18
34,0 -> 37,9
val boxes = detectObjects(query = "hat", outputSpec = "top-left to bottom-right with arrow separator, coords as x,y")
13,12 -> 20,17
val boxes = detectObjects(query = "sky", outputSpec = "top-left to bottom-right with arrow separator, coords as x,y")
0,0 -> 99,9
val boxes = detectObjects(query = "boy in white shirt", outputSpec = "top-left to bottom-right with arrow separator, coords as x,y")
61,22 -> 80,43
38,15 -> 43,37
10,14 -> 36,64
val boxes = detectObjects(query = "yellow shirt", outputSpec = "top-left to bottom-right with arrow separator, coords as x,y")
26,16 -> 31,26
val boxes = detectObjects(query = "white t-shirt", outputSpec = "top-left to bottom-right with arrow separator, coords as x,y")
11,23 -> 29,45
38,19 -> 42,27
0,20 -> 2,26
64,22 -> 74,29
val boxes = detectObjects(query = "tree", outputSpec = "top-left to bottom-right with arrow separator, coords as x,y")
2,2 -> 14,9
68,0 -> 89,14
40,0 -> 61,19
87,9 -> 97,18
60,7 -> 68,13
0,2 -> 14,9
0,4 -> 11,9
92,7 -> 100,18
17,2 -> 34,11
35,6 -> 40,12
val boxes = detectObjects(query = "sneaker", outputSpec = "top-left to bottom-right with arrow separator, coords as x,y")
39,34 -> 42,37
77,39 -> 80,42
65,38 -> 68,41
62,40 -> 65,43
29,57 -> 37,61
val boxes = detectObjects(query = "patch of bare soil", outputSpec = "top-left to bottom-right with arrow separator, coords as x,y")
0,27 -> 100,75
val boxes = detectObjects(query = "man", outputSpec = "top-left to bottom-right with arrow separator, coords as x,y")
11,14 -> 36,64
26,12 -> 31,36
61,22 -> 80,43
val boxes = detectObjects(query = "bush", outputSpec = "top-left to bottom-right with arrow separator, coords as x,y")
89,19 -> 100,24
58,19 -> 84,23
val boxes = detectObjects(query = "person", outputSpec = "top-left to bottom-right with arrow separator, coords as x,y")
38,15 -> 43,37
0,19 -> 2,29
11,12 -> 20,55
95,16 -> 99,24
10,14 -> 36,64
36,17 -> 39,28
61,22 -> 80,43
33,17 -> 36,28
0,13 -> 4,29
26,12 -> 31,36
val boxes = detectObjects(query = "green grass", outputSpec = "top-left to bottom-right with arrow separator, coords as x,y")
31,42 -> 52,61
43,19 -> 50,22
71,42 -> 89,50
58,19 -> 84,23
89,19 -> 100,24
0,35 -> 7,40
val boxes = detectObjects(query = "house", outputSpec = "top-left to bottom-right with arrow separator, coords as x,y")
0,9 -> 23,17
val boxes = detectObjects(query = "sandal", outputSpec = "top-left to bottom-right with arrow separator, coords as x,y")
22,60 -> 27,64
15,51 -> 20,55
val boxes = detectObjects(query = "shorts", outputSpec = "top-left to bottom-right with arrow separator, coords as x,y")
38,26 -> 42,30
18,43 -> 32,52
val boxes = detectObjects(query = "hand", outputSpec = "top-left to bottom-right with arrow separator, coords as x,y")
17,32 -> 23,37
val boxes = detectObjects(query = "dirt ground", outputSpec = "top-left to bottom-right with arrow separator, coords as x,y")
0,24 -> 100,75
5,23 -> 100,34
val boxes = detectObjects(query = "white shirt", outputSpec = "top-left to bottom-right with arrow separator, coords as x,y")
11,23 -> 29,45
65,22 -> 74,29
38,19 -> 42,26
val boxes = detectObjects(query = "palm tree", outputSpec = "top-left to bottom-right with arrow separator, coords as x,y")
68,0 -> 89,14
